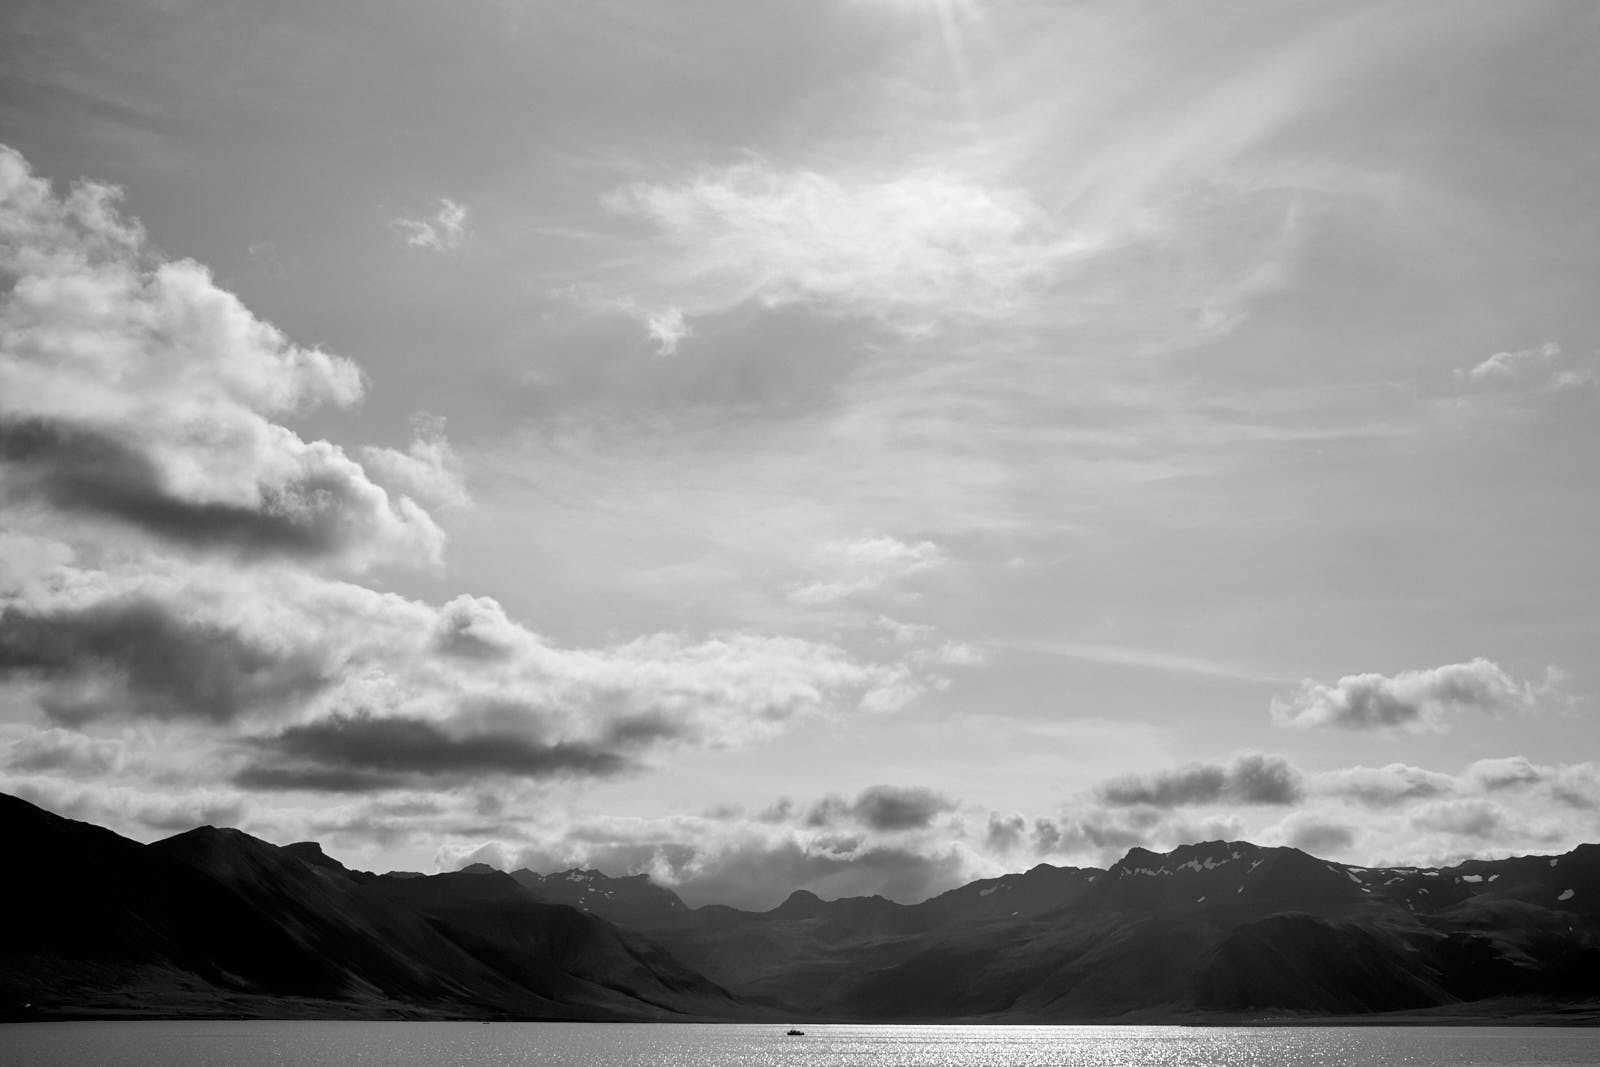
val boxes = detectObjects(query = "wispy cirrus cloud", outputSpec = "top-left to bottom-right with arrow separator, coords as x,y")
786,535 -> 945,607
600,161 -> 1091,341
392,197 -> 469,251
1457,342 -> 1596,393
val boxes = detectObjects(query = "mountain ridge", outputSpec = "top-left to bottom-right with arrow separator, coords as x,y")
4,792 -> 1598,1023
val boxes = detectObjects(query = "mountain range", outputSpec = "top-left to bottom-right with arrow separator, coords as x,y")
4,791 -> 1598,1023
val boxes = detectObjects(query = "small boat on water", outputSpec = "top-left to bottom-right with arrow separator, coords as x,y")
786,1029 -> 805,1036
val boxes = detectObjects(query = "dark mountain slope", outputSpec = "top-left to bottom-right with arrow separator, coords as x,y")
0,793 -> 743,1021
509,867 -> 689,927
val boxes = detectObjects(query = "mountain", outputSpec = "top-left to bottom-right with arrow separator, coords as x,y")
508,867 -> 690,927
5,791 -> 1599,1022
0,793 -> 742,1022
628,838 -> 1600,1020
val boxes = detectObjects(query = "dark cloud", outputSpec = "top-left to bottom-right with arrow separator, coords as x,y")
758,797 -> 796,822
233,764 -> 406,794
985,811 -> 1026,852
803,795 -> 851,827
1284,819 -> 1356,855
236,712 -> 632,792
1031,814 -> 1145,855
1412,800 -> 1506,840
851,785 -> 955,831
0,598 -> 328,723
1096,753 -> 1302,808
0,417 -> 384,561
802,785 -> 955,831
1315,763 -> 1455,806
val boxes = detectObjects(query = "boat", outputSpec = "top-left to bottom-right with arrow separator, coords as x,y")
786,1029 -> 805,1036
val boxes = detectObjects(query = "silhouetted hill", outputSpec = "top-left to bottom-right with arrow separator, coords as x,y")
0,793 -> 742,1022
5,792 -> 1599,1022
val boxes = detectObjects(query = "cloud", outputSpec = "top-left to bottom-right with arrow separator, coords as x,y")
1029,808 -> 1247,864
802,785 -> 955,831
984,811 -> 1027,852
0,145 -> 444,570
643,306 -> 689,356
0,524 -> 928,795
0,774 -> 250,838
1313,763 -> 1456,806
1411,799 -> 1507,840
787,535 -> 945,606
0,595 -> 329,724
848,785 -> 957,831
0,725 -> 122,777
1466,755 -> 1544,792
1272,813 -> 1357,855
0,144 -> 945,804
359,414 -> 471,510
1458,341 -> 1596,392
0,549 -> 918,762
237,711 -> 633,791
600,160 -> 1089,342
1095,752 -> 1303,808
448,810 -> 981,910
1270,658 -> 1556,733
392,197 -> 469,251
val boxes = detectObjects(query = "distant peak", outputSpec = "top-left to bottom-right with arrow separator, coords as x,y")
458,861 -> 500,875
774,888 -> 825,915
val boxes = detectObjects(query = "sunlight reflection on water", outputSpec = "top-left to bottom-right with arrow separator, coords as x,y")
4,1021 -> 1599,1067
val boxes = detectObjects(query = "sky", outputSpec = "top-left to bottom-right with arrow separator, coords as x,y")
1,0 -> 1598,909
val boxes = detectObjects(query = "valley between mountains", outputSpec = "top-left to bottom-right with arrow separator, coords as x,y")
4,791 -> 1598,1023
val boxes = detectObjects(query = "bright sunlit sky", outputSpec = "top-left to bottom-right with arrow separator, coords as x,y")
2,0 -> 1598,908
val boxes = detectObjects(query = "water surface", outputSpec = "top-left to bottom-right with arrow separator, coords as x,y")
4,1021 -> 1597,1066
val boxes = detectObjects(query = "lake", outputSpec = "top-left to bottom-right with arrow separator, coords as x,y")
3,1021 -> 1598,1066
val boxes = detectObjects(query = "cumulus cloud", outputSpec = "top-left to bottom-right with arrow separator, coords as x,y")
1,725 -> 122,777
359,414 -> 471,511
0,774 -> 250,837
0,145 -> 952,812
1272,813 -> 1357,855
1,540 -> 922,792
0,595 -> 329,725
1095,752 -> 1303,808
643,305 -> 689,356
1270,658 -> 1556,733
601,160 -> 1089,342
393,197 -> 469,251
1411,799 -> 1507,840
1313,763 -> 1456,806
0,145 -> 444,569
